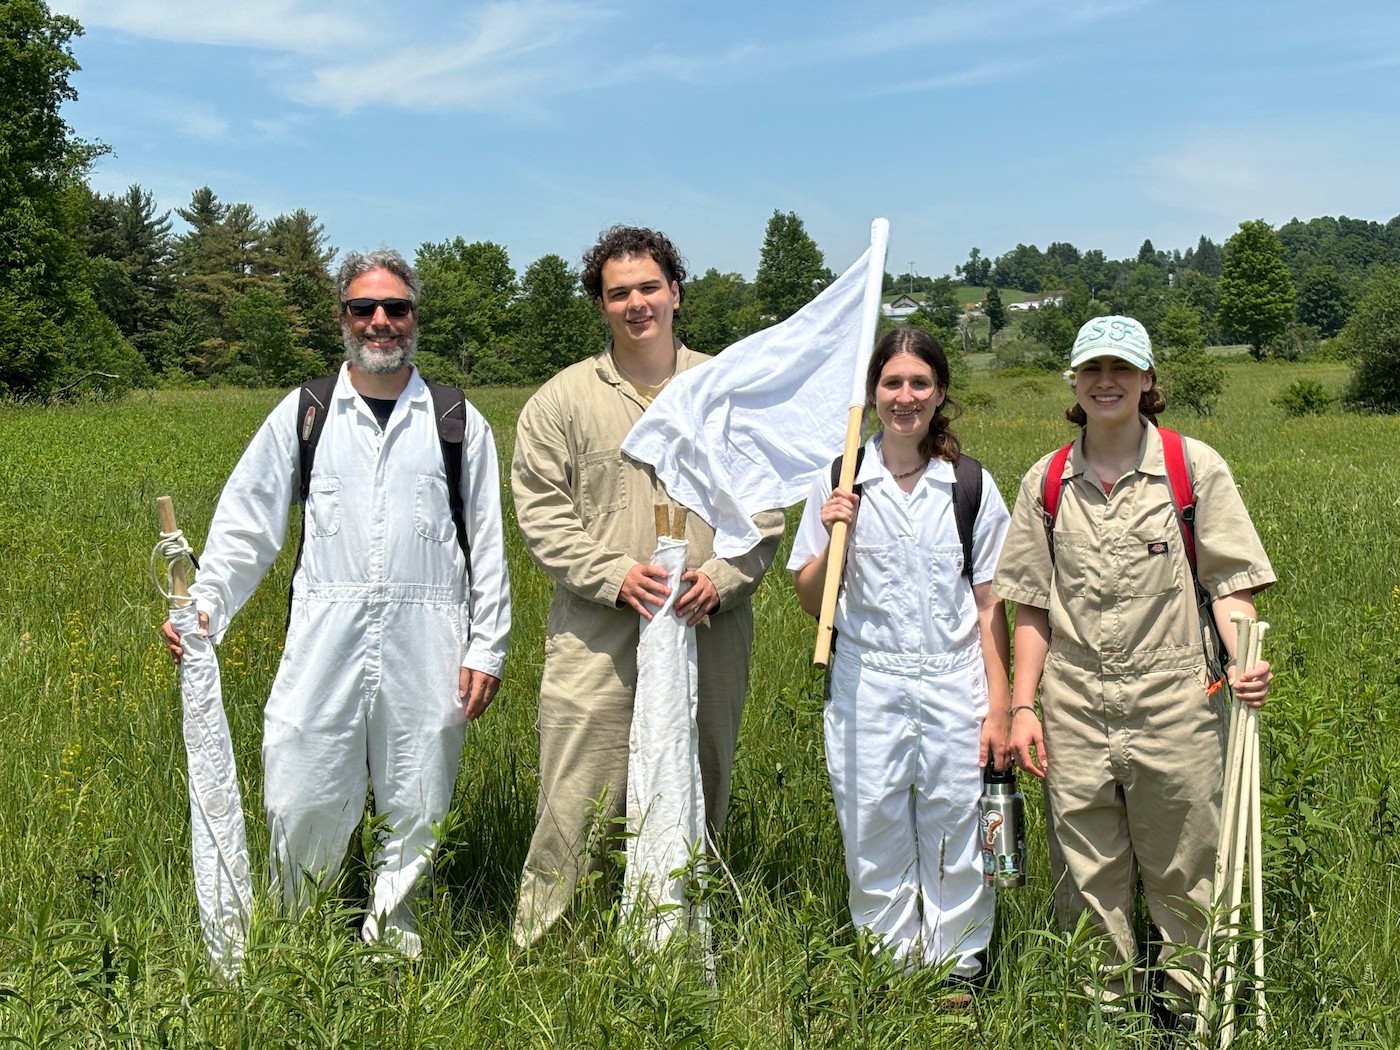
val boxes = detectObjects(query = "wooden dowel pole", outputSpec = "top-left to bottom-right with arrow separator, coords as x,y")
813,405 -> 865,667
1249,622 -> 1270,1032
156,496 -> 191,606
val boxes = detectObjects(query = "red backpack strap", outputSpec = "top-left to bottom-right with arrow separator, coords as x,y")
1040,441 -> 1075,562
1156,427 -> 1197,572
1041,442 -> 1075,529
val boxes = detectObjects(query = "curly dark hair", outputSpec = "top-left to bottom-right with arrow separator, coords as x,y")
580,226 -> 687,306
1065,368 -> 1167,425
863,327 -> 962,463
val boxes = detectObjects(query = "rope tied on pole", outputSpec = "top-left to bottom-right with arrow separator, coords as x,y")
149,527 -> 200,604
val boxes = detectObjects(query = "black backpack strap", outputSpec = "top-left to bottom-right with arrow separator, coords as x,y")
427,381 -> 471,573
288,374 -> 338,628
297,374 -> 338,505
951,453 -> 983,582
829,445 -> 867,500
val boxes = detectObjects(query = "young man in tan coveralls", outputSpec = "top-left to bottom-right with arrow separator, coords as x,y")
511,226 -> 782,946
994,316 -> 1274,1020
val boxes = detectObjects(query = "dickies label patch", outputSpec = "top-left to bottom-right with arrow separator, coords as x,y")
1146,541 -> 1169,557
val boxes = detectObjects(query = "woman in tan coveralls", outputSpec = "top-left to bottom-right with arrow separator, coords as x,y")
993,316 -> 1275,1024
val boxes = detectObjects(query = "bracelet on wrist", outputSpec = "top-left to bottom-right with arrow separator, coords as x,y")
1009,705 -> 1039,719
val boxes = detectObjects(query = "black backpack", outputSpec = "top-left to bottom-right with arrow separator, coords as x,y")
290,375 -> 471,608
830,448 -> 984,581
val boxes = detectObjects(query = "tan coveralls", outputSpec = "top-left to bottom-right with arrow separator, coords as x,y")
511,342 -> 782,945
994,424 -> 1274,1003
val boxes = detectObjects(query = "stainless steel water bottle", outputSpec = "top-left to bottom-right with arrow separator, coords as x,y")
980,758 -> 1026,888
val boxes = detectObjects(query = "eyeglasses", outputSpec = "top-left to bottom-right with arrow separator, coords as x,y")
342,297 -> 415,318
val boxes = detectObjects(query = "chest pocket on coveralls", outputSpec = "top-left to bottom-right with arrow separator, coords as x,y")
578,448 -> 629,522
1120,530 -> 1179,597
929,546 -> 973,626
307,476 -> 342,537
1051,529 -> 1095,598
845,544 -> 897,614
414,474 -> 455,542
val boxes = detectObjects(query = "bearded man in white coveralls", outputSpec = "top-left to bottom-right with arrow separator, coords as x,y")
162,249 -> 511,958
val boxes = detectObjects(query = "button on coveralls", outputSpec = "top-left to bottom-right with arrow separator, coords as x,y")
993,425 -> 1273,1002
788,436 -> 1011,974
191,366 -> 511,942
511,344 -> 782,945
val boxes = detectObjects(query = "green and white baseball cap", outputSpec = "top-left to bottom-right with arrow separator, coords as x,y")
1069,315 -> 1153,370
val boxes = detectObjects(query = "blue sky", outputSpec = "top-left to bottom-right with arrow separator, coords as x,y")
54,0 -> 1400,282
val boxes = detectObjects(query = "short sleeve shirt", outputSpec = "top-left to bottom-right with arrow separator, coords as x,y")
994,425 -> 1275,663
789,435 -> 1011,656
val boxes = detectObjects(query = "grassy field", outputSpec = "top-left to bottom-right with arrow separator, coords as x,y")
2,361 -> 1398,1048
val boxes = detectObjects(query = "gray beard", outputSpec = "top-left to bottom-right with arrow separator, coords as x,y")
342,327 -> 418,375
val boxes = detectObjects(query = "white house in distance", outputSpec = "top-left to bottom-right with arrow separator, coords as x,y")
882,293 -> 922,319
1007,291 -> 1065,312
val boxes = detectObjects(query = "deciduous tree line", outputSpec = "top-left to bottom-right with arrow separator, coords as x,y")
970,219 -> 1400,357
4,0 -> 1399,410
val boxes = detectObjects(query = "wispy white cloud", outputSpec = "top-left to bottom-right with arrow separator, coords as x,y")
166,104 -> 231,140
859,60 -> 1034,98
250,114 -> 311,140
81,85 -> 232,141
57,0 -> 613,114
1140,121 -> 1400,226
599,0 -> 1134,91
56,0 -> 363,54
57,0 -> 1146,115
292,1 -> 609,114
1360,50 -> 1400,69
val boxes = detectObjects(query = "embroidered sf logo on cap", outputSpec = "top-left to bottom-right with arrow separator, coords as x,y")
1070,315 -> 1153,370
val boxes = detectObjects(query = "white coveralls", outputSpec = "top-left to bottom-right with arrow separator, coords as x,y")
190,365 -> 511,942
788,435 -> 1010,973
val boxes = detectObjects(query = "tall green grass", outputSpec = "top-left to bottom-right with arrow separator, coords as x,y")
1,363 -> 1397,1047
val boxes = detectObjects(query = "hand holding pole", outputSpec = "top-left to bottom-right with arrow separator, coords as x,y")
812,219 -> 888,667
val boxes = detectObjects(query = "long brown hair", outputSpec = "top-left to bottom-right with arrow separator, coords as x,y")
864,328 -> 961,461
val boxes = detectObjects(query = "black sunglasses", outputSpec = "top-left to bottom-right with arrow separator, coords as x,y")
342,297 -> 415,318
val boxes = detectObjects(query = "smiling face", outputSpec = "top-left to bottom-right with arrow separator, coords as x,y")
874,350 -> 945,439
341,267 -> 418,376
597,253 -> 680,354
1072,354 -> 1152,425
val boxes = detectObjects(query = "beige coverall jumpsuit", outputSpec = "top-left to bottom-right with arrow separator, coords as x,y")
511,342 -> 782,945
994,424 -> 1274,1004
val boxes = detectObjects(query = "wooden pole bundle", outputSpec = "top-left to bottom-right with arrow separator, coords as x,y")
1199,615 -> 1269,1045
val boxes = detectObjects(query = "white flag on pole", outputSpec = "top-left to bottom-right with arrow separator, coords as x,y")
623,219 -> 890,558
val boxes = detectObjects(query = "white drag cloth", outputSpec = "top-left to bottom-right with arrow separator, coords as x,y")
622,536 -> 706,948
622,219 -> 889,558
171,601 -> 253,977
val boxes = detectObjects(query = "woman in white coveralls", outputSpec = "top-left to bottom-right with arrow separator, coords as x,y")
790,328 -> 1012,988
